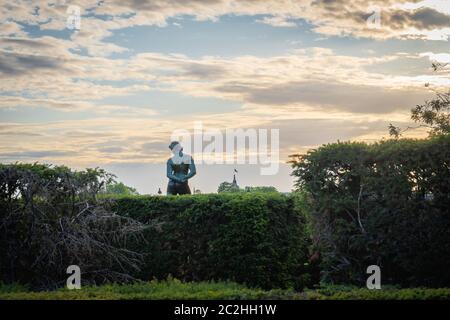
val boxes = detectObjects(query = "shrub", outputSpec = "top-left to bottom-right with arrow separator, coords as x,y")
103,181 -> 139,195
111,192 -> 312,290
290,135 -> 450,287
2,281 -> 450,300
0,163 -> 145,290
0,279 -> 304,300
306,286 -> 450,300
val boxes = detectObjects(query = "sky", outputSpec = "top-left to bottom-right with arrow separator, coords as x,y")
1,0 -> 449,194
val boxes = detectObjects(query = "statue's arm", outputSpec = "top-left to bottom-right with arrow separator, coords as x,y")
185,157 -> 197,180
166,160 -> 182,182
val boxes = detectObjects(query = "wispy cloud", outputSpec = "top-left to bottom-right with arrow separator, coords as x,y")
0,0 -> 448,192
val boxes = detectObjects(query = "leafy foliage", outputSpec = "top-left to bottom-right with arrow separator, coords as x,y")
104,181 -> 139,195
0,278 -> 303,300
111,192 -> 313,290
389,63 -> 449,137
218,182 -> 279,193
0,163 -> 145,290
389,91 -> 450,137
290,135 -> 450,287
217,181 -> 241,193
305,286 -> 450,300
2,280 -> 450,300
244,186 -> 278,192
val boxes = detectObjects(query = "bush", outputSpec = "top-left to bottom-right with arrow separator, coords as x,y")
111,192 -> 312,290
0,163 -> 145,290
1,163 -> 312,291
306,286 -> 450,300
290,135 -> 450,287
2,281 -> 450,300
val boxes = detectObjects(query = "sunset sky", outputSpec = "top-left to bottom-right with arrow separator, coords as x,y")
1,0 -> 449,193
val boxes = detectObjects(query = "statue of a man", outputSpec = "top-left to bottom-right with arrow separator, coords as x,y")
166,141 -> 196,195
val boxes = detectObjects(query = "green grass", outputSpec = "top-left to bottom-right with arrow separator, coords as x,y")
1,280 -> 450,300
0,279 -> 303,300
304,284 -> 450,300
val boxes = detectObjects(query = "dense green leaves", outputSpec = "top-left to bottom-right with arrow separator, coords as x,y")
290,135 -> 450,287
104,181 -> 139,195
111,192 -> 312,290
2,281 -> 450,300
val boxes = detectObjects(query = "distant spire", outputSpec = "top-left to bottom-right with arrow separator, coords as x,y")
232,168 -> 238,187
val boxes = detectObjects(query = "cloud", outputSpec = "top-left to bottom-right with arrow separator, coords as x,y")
3,42 -> 437,121
0,0 -> 447,171
420,51 -> 450,63
256,15 -> 298,27
0,51 -> 65,75
0,37 -> 54,49
125,49 -> 436,115
0,21 -> 26,37
263,118 -> 394,150
96,146 -> 126,154
308,0 -> 450,39
403,7 -> 450,29
217,80 -> 432,113
2,0 -> 449,50
0,150 -> 77,159
0,36 -> 155,103
0,96 -> 92,111
0,96 -> 157,116
181,62 -> 230,80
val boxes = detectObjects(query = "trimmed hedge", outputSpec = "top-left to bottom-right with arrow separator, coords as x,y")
2,281 -> 450,300
306,286 -> 450,300
291,135 -> 450,287
111,192 -> 312,290
0,164 -> 142,289
0,279 -> 303,300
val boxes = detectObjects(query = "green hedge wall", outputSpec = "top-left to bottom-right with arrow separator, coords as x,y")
112,192 -> 312,290
291,134 -> 450,287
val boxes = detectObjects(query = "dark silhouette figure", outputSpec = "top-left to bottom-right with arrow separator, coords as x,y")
166,141 -> 196,195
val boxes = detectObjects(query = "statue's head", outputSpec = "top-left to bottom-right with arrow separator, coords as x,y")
168,141 -> 183,155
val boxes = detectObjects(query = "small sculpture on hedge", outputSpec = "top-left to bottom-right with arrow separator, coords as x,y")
166,141 -> 197,195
